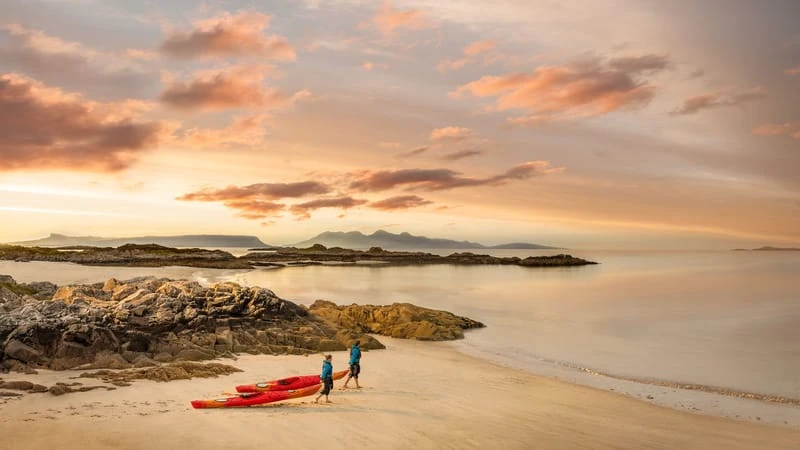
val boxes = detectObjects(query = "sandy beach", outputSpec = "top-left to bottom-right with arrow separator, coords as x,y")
1,337 -> 798,450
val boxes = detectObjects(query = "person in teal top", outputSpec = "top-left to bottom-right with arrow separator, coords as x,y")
343,340 -> 361,389
315,354 -> 333,403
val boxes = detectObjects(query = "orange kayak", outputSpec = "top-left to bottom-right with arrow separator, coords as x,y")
236,370 -> 348,393
191,384 -> 321,409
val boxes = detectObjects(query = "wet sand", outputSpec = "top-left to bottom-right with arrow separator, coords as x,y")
1,338 -> 798,450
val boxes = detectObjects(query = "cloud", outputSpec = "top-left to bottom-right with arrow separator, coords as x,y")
452,54 -> 670,122
430,126 -> 473,141
368,1 -> 431,35
159,65 -> 308,110
362,61 -> 388,71
0,73 -> 173,172
438,40 -> 496,73
441,149 -> 485,161
786,66 -> 800,76
397,146 -> 429,158
671,87 -> 766,115
752,122 -> 800,140
224,200 -> 285,219
463,40 -> 496,57
125,49 -> 159,61
289,196 -> 368,219
180,114 -> 270,148
369,195 -> 432,210
178,181 -> 330,202
0,24 -> 155,98
379,141 -> 402,149
160,11 -> 295,60
350,161 -> 562,192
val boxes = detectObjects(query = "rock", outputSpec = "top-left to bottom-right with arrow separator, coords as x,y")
309,301 -> 484,342
0,391 -> 23,397
4,340 -> 43,364
131,355 -> 159,368
175,349 -> 214,362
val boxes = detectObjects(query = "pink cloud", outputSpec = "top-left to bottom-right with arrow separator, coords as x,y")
452,54 -> 670,122
671,87 -> 766,115
752,122 -> 800,140
0,73 -> 173,172
369,195 -> 433,210
160,11 -> 295,60
224,200 -> 285,219
369,1 -> 431,35
430,126 -> 473,141
785,65 -> 800,76
362,61 -> 389,71
438,40 -> 496,73
159,65 -> 307,110
463,40 -> 496,57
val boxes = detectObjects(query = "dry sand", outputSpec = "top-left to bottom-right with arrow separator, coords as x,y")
1,338 -> 798,450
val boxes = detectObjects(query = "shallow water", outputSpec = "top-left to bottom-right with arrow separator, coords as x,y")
1,250 -> 798,402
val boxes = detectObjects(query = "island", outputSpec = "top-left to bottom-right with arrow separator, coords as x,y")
0,243 -> 596,269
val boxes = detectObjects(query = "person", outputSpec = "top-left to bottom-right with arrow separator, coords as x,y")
315,354 -> 334,403
343,340 -> 361,389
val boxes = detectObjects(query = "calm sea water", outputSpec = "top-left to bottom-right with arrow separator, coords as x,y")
1,250 -> 798,400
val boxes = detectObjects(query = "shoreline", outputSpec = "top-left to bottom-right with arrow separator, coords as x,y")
2,338 -> 799,450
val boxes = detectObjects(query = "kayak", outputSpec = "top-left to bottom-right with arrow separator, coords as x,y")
236,369 -> 349,393
191,384 -> 321,409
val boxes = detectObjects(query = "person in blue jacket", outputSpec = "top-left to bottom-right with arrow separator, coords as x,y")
315,354 -> 334,403
343,340 -> 361,389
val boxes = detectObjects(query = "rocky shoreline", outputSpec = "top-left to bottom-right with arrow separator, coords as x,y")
0,275 -> 484,373
0,243 -> 596,269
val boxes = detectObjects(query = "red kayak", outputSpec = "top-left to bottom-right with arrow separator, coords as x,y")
191,384 -> 321,409
236,369 -> 348,393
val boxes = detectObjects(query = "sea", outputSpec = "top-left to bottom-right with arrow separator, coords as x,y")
1,249 -> 798,425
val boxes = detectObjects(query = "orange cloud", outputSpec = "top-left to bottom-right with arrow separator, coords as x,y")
369,195 -> 432,210
160,11 -> 295,60
180,114 -> 270,148
369,1 -> 430,35
463,40 -> 496,57
430,126 -> 473,141
671,87 -> 766,116
453,54 -> 670,122
289,196 -> 368,219
785,66 -> 800,76
350,161 -> 562,192
178,181 -> 330,202
0,73 -> 173,172
752,122 -> 800,140
224,200 -> 285,219
438,40 -> 496,73
159,65 -> 307,110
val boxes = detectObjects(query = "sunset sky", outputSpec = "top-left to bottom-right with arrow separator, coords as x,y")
1,0 -> 799,249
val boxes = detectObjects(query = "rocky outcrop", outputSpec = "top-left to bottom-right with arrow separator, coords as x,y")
0,244 -> 251,269
246,246 -> 596,268
0,244 -> 596,270
308,300 -> 485,341
0,276 -> 380,372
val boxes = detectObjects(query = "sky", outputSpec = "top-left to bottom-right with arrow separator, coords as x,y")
0,0 -> 799,249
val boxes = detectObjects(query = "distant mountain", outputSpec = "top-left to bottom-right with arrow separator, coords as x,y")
291,230 -> 559,250
734,246 -> 800,252
10,233 -> 270,248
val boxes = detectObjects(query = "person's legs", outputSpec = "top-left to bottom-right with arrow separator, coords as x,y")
343,364 -> 355,388
353,363 -> 361,388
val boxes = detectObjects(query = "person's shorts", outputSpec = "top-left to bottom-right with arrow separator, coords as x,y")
349,363 -> 360,378
321,376 -> 333,395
